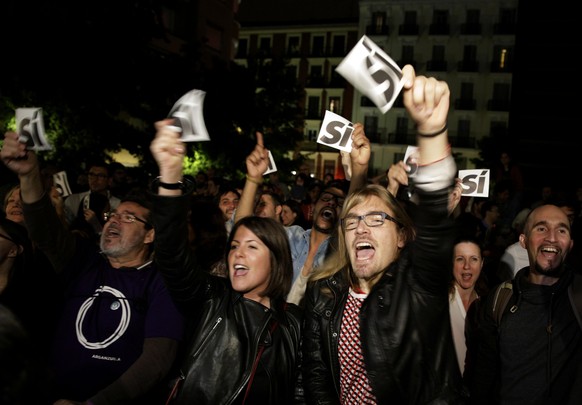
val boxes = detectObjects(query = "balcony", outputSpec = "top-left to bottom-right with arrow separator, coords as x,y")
460,23 -> 482,36
493,23 -> 516,35
398,24 -> 419,36
387,132 -> 416,145
454,99 -> 477,110
487,99 -> 511,112
426,60 -> 448,72
429,23 -> 449,36
457,60 -> 479,72
450,135 -> 477,148
366,24 -> 389,36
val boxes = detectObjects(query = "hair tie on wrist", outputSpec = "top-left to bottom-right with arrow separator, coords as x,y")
246,174 -> 263,185
417,123 -> 448,138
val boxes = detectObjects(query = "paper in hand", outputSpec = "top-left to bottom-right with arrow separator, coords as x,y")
316,110 -> 354,153
53,171 -> 73,198
167,89 -> 210,142
336,35 -> 405,114
263,150 -> 278,175
15,108 -> 52,151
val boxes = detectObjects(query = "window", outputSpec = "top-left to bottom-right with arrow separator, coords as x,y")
401,45 -> 414,64
433,10 -> 448,24
236,38 -> 248,58
307,96 -> 320,118
287,36 -> 300,56
312,35 -> 325,56
332,35 -> 345,56
259,37 -> 272,56
460,82 -> 474,100
372,12 -> 386,34
396,116 -> 408,134
328,97 -> 341,114
466,9 -> 480,24
463,45 -> 477,62
492,83 -> 510,102
432,45 -> 445,61
404,11 -> 417,25
364,116 -> 378,142
457,119 -> 471,137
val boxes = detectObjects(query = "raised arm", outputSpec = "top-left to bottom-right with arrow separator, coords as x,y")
401,64 -> 450,170
1,131 -> 44,203
234,132 -> 269,222
1,131 -> 75,271
346,123 -> 371,194
401,64 -> 456,291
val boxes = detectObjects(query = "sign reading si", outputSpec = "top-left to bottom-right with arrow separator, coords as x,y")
336,35 -> 405,114
317,110 -> 354,152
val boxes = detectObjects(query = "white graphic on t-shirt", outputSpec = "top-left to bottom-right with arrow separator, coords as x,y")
76,285 -> 131,349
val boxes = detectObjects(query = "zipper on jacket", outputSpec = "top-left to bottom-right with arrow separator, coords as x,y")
191,316 -> 223,358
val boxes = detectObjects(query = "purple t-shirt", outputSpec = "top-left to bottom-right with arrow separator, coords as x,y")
51,248 -> 184,400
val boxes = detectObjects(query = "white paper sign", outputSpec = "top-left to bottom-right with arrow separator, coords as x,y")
263,150 -> 278,175
317,110 -> 354,152
15,108 -> 52,151
336,35 -> 405,114
167,89 -> 210,142
459,169 -> 490,197
53,171 -> 72,198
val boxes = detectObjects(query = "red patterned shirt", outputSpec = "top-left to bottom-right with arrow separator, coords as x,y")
338,288 -> 377,404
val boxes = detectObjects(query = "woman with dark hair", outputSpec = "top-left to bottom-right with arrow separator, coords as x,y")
281,199 -> 309,229
150,122 -> 304,404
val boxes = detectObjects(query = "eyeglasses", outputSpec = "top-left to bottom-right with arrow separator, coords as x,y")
103,211 -> 151,228
0,233 -> 16,244
319,193 -> 345,208
88,172 -> 108,179
341,211 -> 403,231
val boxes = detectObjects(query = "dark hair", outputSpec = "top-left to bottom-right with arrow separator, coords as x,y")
216,187 -> 241,204
282,199 -> 308,228
189,198 -> 228,273
226,216 -> 293,302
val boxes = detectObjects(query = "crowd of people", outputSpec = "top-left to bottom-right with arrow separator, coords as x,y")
1,64 -> 582,404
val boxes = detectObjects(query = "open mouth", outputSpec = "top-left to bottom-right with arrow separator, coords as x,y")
321,208 -> 335,221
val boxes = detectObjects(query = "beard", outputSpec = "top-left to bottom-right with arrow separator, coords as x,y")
533,259 -> 568,279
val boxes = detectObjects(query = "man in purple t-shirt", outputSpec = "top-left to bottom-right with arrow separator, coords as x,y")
0,132 -> 184,404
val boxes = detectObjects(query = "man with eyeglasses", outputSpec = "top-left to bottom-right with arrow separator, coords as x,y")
235,126 -> 370,306
301,65 -> 466,404
63,161 -> 121,227
0,135 -> 184,404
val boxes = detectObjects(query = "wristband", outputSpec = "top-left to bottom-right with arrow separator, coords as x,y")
246,174 -> 263,185
156,176 -> 184,190
417,123 -> 448,138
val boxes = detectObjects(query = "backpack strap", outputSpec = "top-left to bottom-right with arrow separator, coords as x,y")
568,273 -> 582,330
492,281 -> 513,327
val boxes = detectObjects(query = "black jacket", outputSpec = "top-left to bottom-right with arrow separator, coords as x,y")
152,190 -> 303,405
302,185 -> 466,404
465,267 -> 582,404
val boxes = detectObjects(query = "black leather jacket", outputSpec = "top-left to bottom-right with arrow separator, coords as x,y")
302,184 -> 466,404
152,190 -> 303,405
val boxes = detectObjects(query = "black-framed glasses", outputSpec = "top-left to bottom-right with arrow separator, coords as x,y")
319,192 -> 345,208
103,211 -> 151,228
341,211 -> 403,231
0,233 -> 16,244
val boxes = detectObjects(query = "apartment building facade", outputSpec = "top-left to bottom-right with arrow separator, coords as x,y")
236,0 -> 518,180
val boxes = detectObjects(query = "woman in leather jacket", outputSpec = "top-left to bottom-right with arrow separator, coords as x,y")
150,125 -> 303,405
302,65 -> 466,404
